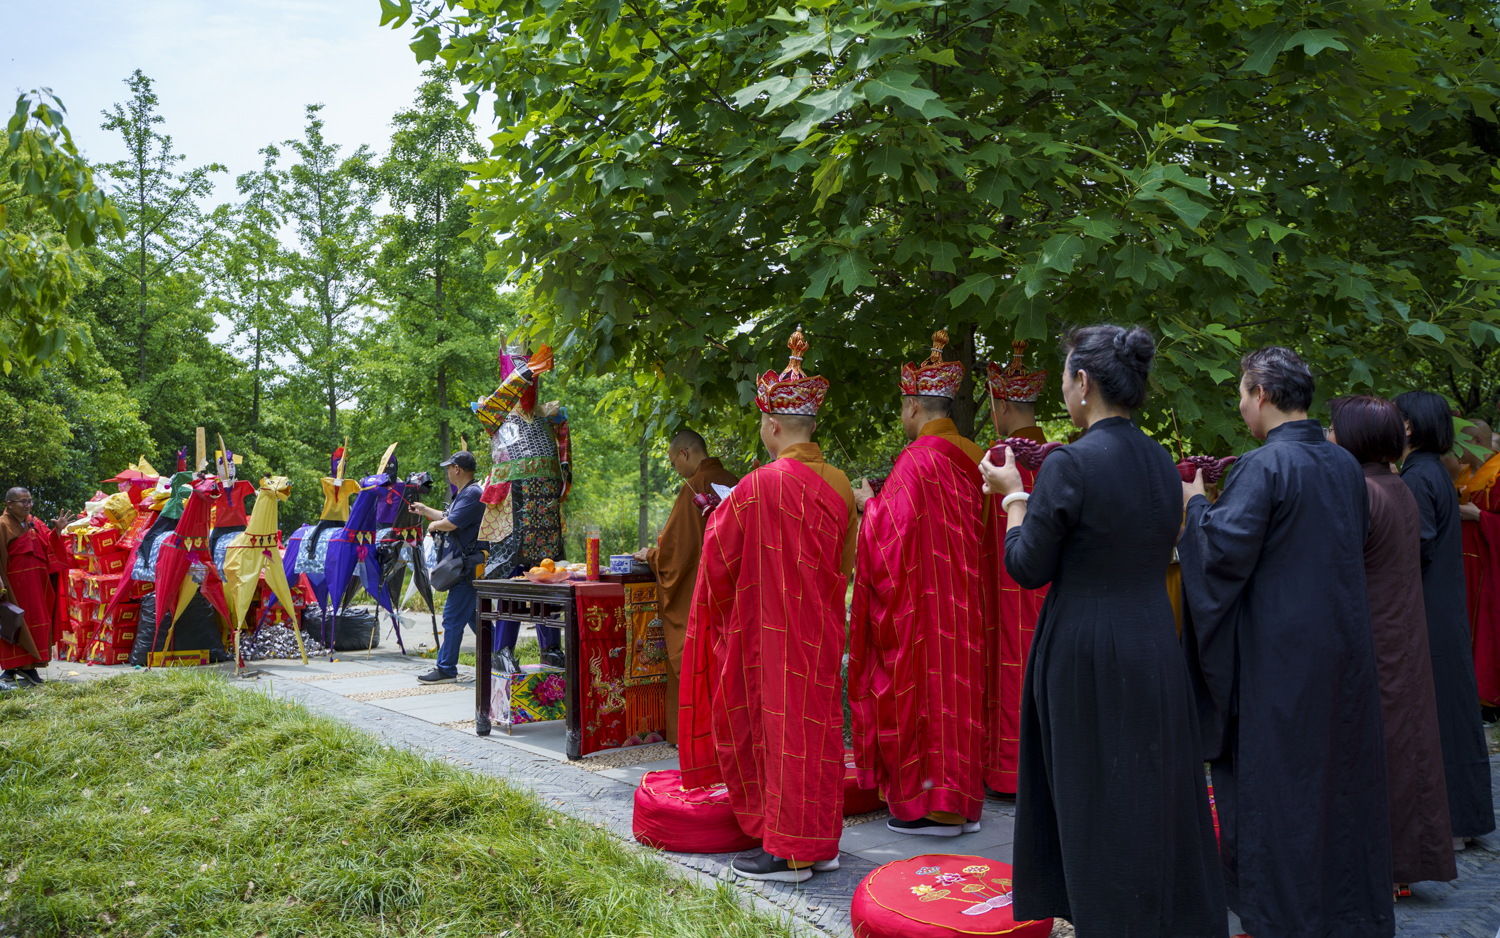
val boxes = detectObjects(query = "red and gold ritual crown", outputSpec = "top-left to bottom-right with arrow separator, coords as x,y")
898,329 -> 966,399
755,330 -> 830,416
988,340 -> 1048,403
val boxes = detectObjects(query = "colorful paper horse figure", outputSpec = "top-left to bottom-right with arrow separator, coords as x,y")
287,446 -> 360,617
322,444 -> 406,658
222,475 -> 306,665
153,475 -> 232,651
209,435 -> 256,572
377,468 -> 438,648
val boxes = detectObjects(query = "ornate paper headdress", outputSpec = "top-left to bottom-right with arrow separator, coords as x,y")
988,341 -> 1048,403
899,330 -> 966,400
756,330 -> 830,416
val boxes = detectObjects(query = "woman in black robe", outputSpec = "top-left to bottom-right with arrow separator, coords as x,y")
1330,396 -> 1455,888
1395,390 -> 1497,843
1178,347 -> 1393,938
981,325 -> 1223,937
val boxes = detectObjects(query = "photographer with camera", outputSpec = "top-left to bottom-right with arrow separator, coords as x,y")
411,451 -> 484,684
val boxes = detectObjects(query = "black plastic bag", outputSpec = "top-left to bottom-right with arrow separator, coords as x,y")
130,593 -> 231,666
301,605 -> 381,652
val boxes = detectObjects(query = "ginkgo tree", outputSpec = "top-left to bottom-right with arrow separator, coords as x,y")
386,0 -> 1500,451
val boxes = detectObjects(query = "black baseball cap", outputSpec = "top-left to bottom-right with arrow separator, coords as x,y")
439,450 -> 477,471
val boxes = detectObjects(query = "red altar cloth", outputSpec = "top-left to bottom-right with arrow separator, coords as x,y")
678,455 -> 849,863
849,434 -> 985,822
574,582 -> 629,754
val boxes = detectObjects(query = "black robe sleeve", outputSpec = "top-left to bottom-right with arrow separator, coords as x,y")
1176,455 -> 1275,758
1003,448 -> 1082,590
1407,470 -> 1439,570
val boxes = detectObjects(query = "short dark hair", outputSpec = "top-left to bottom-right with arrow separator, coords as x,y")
1330,396 -> 1405,465
1060,324 -> 1155,409
769,413 -> 816,435
669,428 -> 707,455
1240,346 -> 1314,413
905,395 -> 954,419
1394,390 -> 1455,454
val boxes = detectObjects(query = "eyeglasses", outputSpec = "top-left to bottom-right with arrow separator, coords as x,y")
6,498 -> 32,506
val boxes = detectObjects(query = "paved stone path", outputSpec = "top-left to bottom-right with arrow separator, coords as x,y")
40,624 -> 1500,938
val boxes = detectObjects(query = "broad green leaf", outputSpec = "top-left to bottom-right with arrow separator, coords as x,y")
861,70 -> 940,113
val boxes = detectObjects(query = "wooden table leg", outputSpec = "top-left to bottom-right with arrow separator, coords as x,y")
564,601 -> 582,760
476,594 -> 492,737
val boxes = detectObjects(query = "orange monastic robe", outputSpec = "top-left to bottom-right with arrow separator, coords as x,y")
979,424 -> 1048,794
645,457 -> 740,743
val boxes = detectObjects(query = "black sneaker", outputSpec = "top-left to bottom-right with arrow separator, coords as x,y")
494,647 -> 522,675
0,669 -> 15,683
540,646 -> 565,670
730,849 -> 813,883
15,668 -> 44,686
416,668 -> 457,684
887,816 -> 963,837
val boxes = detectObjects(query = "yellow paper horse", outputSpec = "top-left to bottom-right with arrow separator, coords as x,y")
223,476 -> 307,665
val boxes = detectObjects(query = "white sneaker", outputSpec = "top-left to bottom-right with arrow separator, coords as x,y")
962,818 -> 982,833
812,856 -> 840,872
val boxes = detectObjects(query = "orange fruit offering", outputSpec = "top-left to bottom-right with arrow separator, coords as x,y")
539,558 -> 556,572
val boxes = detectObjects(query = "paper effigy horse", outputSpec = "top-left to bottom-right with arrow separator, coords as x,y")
375,466 -> 439,649
154,476 -> 232,648
286,447 -> 360,625
322,445 -> 406,658
222,475 -> 306,666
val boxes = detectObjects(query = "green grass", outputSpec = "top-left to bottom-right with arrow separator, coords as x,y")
418,638 -> 543,668
0,674 -> 794,938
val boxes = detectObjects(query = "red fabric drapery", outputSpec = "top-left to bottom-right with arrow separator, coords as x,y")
575,582 -> 629,754
848,434 -> 985,822
678,456 -> 849,863
1463,490 -> 1500,706
979,461 -> 1048,794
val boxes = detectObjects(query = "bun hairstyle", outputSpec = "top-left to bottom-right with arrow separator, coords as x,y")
1060,324 -> 1156,409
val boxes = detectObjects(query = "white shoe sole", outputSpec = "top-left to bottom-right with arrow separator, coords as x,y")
963,819 -> 982,833
887,821 -> 962,837
732,864 -> 813,883
417,676 -> 457,685
812,857 -> 840,872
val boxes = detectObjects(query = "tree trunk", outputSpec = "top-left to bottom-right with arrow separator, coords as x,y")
638,431 -> 650,549
437,367 -> 450,458
949,323 -> 978,439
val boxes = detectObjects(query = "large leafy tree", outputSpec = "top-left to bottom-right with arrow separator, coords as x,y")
0,90 -> 122,375
365,71 -> 510,463
389,0 -> 1500,452
280,104 -> 378,440
96,69 -> 227,385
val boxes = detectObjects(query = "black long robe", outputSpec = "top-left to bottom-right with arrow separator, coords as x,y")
1006,416 -> 1225,936
1400,450 -> 1497,838
1179,419 -> 1393,938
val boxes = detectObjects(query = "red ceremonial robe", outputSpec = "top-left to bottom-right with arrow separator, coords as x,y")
0,517 -> 68,669
980,425 -> 1048,793
1463,484 -> 1500,706
849,433 -> 985,822
679,453 -> 850,863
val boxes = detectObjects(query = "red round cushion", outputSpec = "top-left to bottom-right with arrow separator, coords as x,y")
632,769 -> 761,854
843,749 -> 886,817
851,855 -> 1053,938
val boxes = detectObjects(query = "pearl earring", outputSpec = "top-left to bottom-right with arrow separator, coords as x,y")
1081,398 -> 1087,406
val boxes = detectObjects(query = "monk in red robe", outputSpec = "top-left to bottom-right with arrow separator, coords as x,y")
679,331 -> 855,883
849,329 -> 986,836
1456,420 -> 1500,708
0,488 -> 73,685
979,341 -> 1050,794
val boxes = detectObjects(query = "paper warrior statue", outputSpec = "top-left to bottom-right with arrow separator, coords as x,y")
471,339 -> 571,673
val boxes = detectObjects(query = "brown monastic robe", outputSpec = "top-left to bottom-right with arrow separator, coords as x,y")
1362,462 -> 1456,884
645,456 -> 739,743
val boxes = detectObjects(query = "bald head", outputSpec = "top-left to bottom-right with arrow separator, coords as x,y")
669,429 -> 707,457
5,487 -> 29,503
1460,419 -> 1496,470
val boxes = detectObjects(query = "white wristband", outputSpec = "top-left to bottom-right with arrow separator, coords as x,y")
1001,492 -> 1030,512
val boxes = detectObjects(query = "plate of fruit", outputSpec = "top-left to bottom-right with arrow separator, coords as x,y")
522,559 -> 572,584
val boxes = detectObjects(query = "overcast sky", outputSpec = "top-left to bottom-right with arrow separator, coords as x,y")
1,0 -> 434,202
